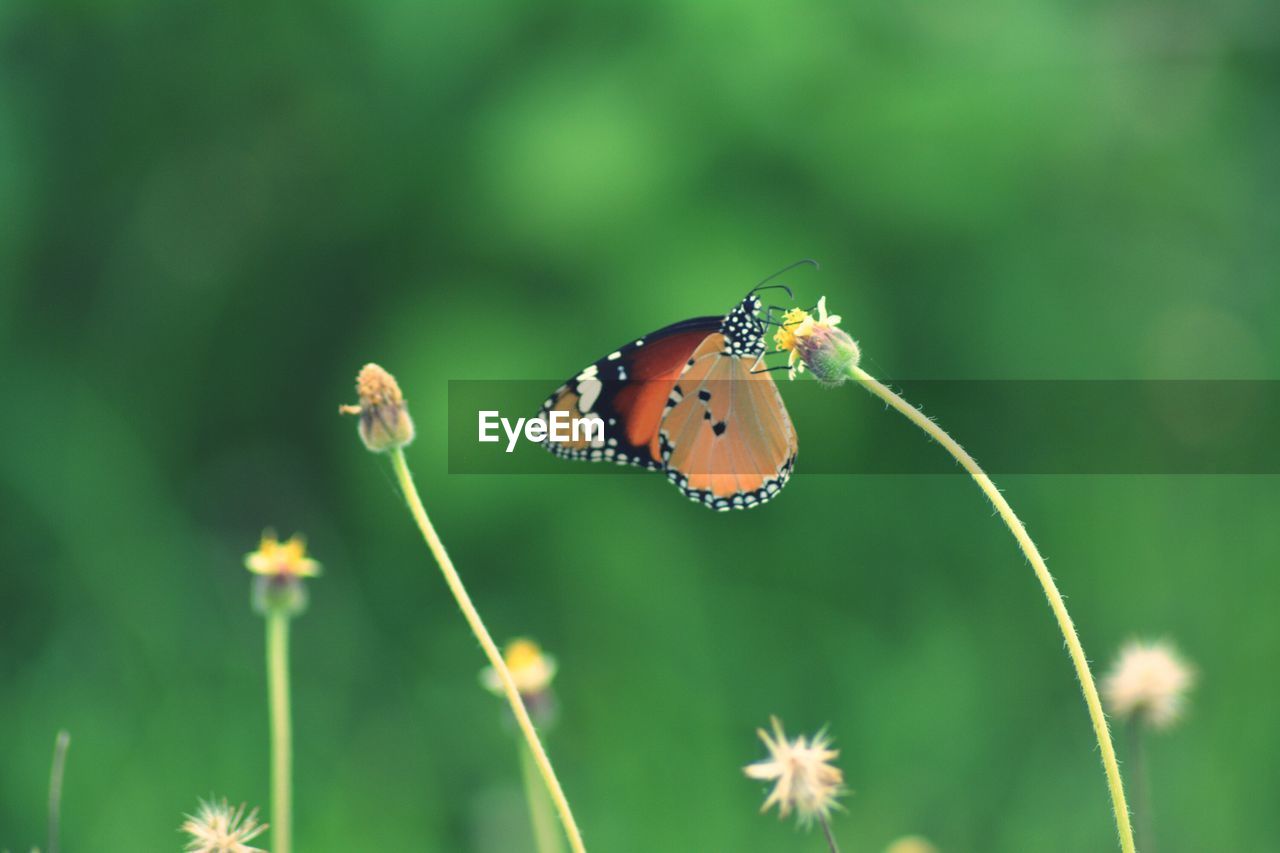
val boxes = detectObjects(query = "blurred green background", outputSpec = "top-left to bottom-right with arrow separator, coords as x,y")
2,0 -> 1278,850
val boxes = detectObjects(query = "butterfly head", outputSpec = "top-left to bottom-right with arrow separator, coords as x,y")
721,294 -> 767,358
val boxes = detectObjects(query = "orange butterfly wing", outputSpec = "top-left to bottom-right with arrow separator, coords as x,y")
536,318 -> 721,468
657,334 -> 797,510
537,295 -> 797,511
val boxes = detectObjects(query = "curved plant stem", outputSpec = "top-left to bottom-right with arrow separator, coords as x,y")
389,447 -> 587,853
267,609 -> 293,853
48,729 -> 69,853
847,365 -> 1135,853
817,813 -> 841,853
519,741 -> 566,853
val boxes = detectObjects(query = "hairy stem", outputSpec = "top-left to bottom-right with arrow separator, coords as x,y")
848,365 -> 1134,853
389,447 -> 586,853
48,729 -> 70,853
267,609 -> 293,853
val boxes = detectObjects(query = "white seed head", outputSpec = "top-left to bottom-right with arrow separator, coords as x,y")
180,798 -> 268,853
743,716 -> 844,825
1102,639 -> 1196,730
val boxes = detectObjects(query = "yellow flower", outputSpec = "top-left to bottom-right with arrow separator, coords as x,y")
886,836 -> 940,853
772,297 -> 853,382
772,306 -> 815,359
481,637 -> 558,697
743,716 -> 844,825
180,798 -> 268,853
245,532 -> 321,579
1102,640 -> 1195,730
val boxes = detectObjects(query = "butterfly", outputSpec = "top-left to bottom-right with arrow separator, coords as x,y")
534,280 -> 799,511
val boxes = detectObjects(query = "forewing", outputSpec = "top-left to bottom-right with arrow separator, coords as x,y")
535,317 -> 721,469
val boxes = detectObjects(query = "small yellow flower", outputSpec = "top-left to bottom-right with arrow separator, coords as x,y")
481,638 -> 558,697
772,305 -> 815,360
1102,640 -> 1196,729
245,532 -> 320,579
772,297 -> 856,383
180,798 -> 268,853
743,716 -> 844,825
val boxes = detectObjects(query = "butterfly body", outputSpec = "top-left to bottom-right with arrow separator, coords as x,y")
536,294 -> 797,510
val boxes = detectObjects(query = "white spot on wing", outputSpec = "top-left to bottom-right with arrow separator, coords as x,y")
577,378 -> 603,413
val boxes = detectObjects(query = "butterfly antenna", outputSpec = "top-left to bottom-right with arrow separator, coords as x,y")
753,283 -> 794,300
750,258 -> 819,295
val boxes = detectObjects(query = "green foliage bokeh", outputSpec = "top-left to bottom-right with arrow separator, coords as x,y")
1,0 -> 1277,850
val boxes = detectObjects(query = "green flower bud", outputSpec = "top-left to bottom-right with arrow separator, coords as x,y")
252,573 -> 309,617
795,324 -> 861,387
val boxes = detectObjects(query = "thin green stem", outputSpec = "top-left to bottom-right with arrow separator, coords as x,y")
817,813 -> 840,853
47,729 -> 70,853
267,609 -> 293,853
848,365 -> 1134,853
1129,719 -> 1155,853
388,447 -> 586,853
519,741 -> 566,853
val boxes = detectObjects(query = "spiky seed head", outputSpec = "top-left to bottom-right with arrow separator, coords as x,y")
1102,639 -> 1196,730
743,716 -> 844,826
180,798 -> 268,853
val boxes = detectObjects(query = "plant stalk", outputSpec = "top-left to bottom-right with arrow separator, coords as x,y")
389,447 -> 586,853
848,365 -> 1134,853
48,729 -> 70,853
1129,719 -> 1155,853
817,813 -> 841,853
519,741 -> 566,853
267,608 -> 293,853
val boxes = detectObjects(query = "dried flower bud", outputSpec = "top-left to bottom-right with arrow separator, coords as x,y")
773,297 -> 860,386
339,363 -> 415,452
